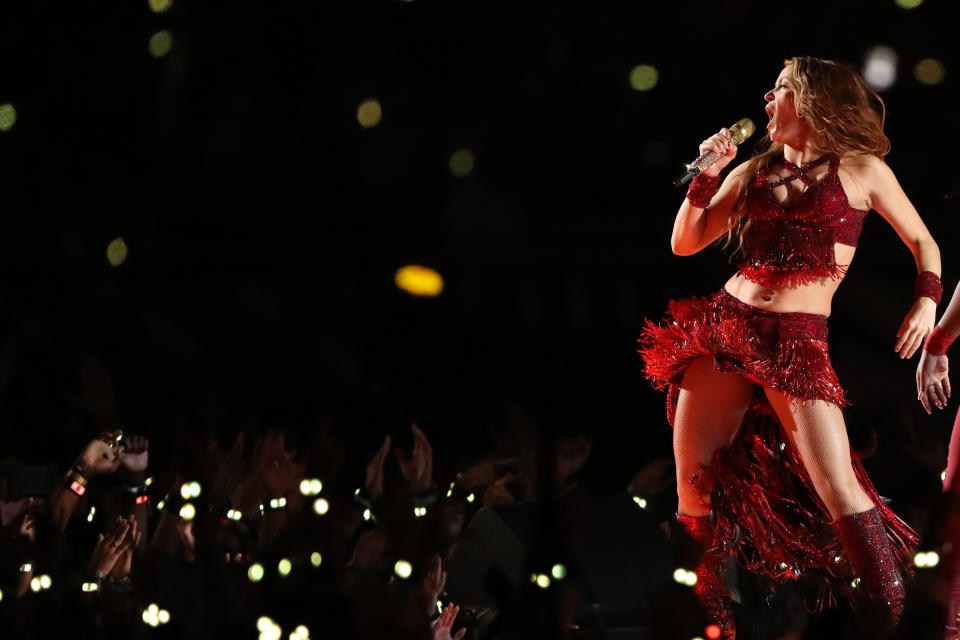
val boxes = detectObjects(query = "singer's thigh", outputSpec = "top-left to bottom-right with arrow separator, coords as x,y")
673,356 -> 754,516
764,388 -> 874,519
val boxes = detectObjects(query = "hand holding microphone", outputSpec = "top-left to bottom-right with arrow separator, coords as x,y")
674,118 -> 755,187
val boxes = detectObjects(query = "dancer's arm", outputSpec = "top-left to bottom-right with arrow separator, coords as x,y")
670,129 -> 749,256
918,281 -> 960,413
853,154 -> 942,359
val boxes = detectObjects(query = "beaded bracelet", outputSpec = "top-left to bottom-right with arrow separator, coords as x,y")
915,271 -> 943,305
925,326 -> 957,356
685,173 -> 722,209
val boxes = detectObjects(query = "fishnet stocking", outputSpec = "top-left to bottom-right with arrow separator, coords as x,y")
673,356 -> 754,516
764,389 -> 875,519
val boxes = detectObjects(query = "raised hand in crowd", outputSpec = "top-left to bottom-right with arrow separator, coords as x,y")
395,424 -> 433,493
433,603 -> 467,640
365,435 -> 392,501
52,430 -> 124,531
119,434 -> 149,481
91,515 -> 138,577
81,430 -> 125,476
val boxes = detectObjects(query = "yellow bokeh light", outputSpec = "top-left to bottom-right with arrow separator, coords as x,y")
535,574 -> 551,589
629,65 -> 659,91
356,99 -> 382,128
551,564 -> 567,580
395,265 -> 444,297
248,563 -> 265,582
449,149 -> 475,178
310,551 -> 323,567
313,497 -> 330,515
148,31 -> 174,58
278,558 -> 292,576
894,0 -> 922,7
0,103 -> 16,132
149,0 -> 173,12
915,58 -> 946,85
107,237 -> 128,267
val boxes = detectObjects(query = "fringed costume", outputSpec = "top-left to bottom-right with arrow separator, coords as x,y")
640,155 -> 919,637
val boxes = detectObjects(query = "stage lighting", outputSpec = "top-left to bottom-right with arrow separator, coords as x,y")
357,99 -> 382,128
148,31 -> 174,58
863,46 -> 898,91
449,149 -> 475,178
629,65 -> 658,91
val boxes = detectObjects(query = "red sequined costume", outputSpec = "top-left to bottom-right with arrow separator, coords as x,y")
639,155 -> 918,611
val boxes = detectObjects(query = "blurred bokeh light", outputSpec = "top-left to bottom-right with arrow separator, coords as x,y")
356,99 -> 383,128
449,149 -> 475,178
148,30 -> 174,58
894,0 -> 923,8
107,238 -> 128,267
914,58 -> 946,85
395,265 -> 444,297
148,0 -> 173,13
863,46 -> 898,91
0,104 -> 16,132
629,65 -> 658,91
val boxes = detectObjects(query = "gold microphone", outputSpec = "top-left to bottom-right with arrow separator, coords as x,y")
674,118 -> 755,187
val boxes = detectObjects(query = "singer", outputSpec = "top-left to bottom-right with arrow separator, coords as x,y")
639,56 -> 940,638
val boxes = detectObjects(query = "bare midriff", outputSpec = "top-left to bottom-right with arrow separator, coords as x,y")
723,243 -> 857,316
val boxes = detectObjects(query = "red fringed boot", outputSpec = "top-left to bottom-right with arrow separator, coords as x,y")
941,496 -> 960,639
675,514 -> 736,639
833,508 -> 905,637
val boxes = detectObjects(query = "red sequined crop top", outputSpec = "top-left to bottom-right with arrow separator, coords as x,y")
738,154 -> 868,289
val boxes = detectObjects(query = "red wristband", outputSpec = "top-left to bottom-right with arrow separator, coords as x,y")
925,326 -> 957,356
915,270 -> 943,305
685,173 -> 722,209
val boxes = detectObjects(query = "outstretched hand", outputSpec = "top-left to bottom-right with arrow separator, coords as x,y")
896,297 -> 936,359
917,350 -> 951,414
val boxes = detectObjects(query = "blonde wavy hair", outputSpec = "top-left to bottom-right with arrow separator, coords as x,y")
725,56 -> 890,250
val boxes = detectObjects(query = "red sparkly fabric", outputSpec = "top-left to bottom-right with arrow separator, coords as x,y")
638,290 -> 918,606
914,270 -> 944,304
738,155 -> 868,289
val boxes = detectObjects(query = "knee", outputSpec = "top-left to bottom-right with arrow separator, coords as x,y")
811,468 -> 870,517
675,464 -> 709,514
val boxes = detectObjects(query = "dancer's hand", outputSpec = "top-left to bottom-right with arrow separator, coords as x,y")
698,128 -> 738,177
896,297 -> 936,359
917,349 -> 950,414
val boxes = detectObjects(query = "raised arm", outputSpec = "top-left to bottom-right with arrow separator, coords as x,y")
856,154 -> 942,359
671,128 -> 750,256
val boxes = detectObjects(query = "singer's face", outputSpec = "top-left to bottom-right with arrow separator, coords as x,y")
764,67 -> 806,143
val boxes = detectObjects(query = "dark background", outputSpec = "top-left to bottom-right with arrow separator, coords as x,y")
0,0 -> 956,503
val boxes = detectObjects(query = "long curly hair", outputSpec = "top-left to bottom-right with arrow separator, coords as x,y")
725,56 -> 890,250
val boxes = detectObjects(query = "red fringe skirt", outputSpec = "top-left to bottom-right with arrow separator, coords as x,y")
638,289 -> 917,606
